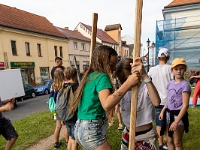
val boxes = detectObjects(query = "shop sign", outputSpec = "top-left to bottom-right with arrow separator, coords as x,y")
10,62 -> 35,68
0,62 -> 5,68
70,61 -> 80,65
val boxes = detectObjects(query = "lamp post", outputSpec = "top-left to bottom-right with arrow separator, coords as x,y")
146,38 -> 150,72
148,41 -> 155,66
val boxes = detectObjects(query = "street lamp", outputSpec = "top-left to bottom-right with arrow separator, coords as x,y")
146,38 -> 150,72
150,41 -> 155,66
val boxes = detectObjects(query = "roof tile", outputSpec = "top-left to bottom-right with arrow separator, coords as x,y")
167,0 -> 200,7
82,23 -> 118,44
104,24 -> 122,31
56,27 -> 90,42
0,4 -> 65,38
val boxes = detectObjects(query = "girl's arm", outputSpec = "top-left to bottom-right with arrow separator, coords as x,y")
169,92 -> 190,130
99,57 -> 143,111
190,74 -> 200,79
2,98 -> 15,105
2,99 -> 10,105
99,73 -> 139,111
143,74 -> 161,106
0,102 -> 14,112
159,105 -> 167,120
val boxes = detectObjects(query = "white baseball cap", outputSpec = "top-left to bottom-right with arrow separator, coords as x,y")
158,48 -> 170,58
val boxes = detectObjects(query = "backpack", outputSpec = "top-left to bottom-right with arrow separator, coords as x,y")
55,83 -> 75,121
48,90 -> 57,113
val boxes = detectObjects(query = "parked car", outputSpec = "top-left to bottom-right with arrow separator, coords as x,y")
15,84 -> 36,106
34,79 -> 53,95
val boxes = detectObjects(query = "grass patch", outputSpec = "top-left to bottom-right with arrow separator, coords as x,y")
1,108 -> 200,150
0,111 -> 55,150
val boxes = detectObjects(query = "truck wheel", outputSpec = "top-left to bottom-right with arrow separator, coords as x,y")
14,100 -> 17,108
44,89 -> 49,95
31,92 -> 36,98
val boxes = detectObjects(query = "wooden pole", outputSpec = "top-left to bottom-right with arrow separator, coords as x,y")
90,13 -> 98,63
129,0 -> 143,149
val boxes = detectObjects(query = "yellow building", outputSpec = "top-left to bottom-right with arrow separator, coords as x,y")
104,24 -> 124,56
0,4 -> 69,86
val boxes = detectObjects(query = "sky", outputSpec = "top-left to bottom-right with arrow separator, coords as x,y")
0,0 -> 173,51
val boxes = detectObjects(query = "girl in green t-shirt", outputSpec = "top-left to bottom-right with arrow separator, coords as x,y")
70,45 -> 144,150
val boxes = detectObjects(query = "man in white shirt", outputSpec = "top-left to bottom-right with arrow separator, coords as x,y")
148,48 -> 173,150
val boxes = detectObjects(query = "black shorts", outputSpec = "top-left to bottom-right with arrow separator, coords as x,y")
0,117 -> 18,140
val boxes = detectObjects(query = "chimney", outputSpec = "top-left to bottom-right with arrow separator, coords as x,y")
64,27 -> 69,30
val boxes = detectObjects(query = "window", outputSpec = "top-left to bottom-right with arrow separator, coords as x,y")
11,40 -> 17,55
83,61 -> 89,71
73,42 -> 78,50
25,42 -> 30,56
54,46 -> 57,57
40,67 -> 49,80
81,43 -> 85,50
88,44 -> 90,51
37,44 -> 42,57
59,46 -> 63,57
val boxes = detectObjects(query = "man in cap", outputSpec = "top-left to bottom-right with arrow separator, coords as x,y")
148,48 -> 173,150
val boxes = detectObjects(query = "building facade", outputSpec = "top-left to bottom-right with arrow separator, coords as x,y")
0,4 -> 69,86
121,35 -> 134,58
104,24 -> 122,58
74,22 -> 119,53
57,27 -> 101,73
156,0 -> 200,67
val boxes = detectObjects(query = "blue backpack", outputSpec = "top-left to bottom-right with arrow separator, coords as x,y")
48,90 -> 58,113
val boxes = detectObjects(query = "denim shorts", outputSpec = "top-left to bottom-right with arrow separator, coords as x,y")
102,118 -> 108,136
64,121 -> 76,140
155,105 -> 164,126
166,114 -> 184,125
74,119 -> 106,150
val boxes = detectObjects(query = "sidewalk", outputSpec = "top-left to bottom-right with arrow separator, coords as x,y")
26,127 -> 65,150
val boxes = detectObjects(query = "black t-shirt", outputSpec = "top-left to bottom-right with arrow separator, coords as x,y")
51,66 -> 65,79
51,66 -> 57,79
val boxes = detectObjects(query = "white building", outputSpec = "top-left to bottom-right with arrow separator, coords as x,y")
156,0 -> 200,67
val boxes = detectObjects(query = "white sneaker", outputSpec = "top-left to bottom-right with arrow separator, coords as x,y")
118,124 -> 123,130
162,144 -> 168,149
159,144 -> 168,150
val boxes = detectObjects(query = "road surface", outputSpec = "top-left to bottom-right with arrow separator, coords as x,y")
3,95 -> 49,122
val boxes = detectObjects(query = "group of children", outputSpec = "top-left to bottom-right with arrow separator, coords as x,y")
52,45 -> 191,150
0,45 -> 192,150
51,66 -> 79,150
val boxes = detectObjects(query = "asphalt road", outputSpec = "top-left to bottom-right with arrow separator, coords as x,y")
3,95 -> 49,122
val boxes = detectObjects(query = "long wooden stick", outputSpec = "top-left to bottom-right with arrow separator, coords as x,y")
90,13 -> 98,63
129,0 -> 143,149
73,55 -> 81,84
